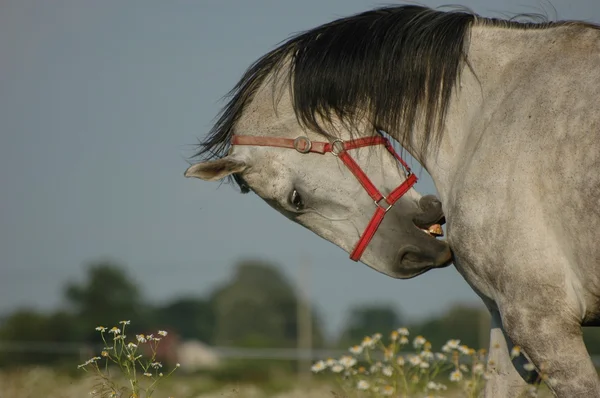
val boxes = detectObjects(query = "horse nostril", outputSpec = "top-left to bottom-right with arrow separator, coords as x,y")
418,195 -> 442,213
413,195 -> 445,229
397,245 -> 423,265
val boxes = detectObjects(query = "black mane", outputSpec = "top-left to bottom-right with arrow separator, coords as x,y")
193,4 -> 599,191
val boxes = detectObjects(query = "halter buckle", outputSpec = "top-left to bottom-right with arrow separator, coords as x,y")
375,197 -> 393,212
293,136 -> 312,153
330,140 -> 345,157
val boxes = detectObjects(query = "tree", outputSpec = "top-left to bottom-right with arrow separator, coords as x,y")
0,309 -> 79,366
409,304 -> 490,350
155,296 -> 215,343
209,259 -> 324,348
64,260 -> 149,341
337,304 -> 403,348
583,328 -> 600,355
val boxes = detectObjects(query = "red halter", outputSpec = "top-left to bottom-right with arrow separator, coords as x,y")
230,134 -> 418,262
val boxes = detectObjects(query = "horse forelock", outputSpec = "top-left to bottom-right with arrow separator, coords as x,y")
192,4 -> 600,192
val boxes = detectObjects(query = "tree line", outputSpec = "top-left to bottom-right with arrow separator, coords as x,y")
2,258 -> 600,368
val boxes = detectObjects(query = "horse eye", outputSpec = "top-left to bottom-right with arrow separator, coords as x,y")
290,189 -> 304,210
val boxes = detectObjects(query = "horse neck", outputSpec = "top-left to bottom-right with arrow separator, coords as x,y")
406,24 -> 584,204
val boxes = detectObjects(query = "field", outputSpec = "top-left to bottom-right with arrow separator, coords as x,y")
0,366 -> 557,398
0,367 -> 332,398
0,322 -> 560,398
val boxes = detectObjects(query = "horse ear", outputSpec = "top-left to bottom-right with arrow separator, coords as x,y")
184,157 -> 247,181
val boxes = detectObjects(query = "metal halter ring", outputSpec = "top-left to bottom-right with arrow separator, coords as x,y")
375,197 -> 393,212
330,139 -> 345,157
293,136 -> 312,153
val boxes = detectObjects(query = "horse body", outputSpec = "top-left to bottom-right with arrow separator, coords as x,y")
440,24 -> 600,318
424,24 -> 600,396
186,6 -> 600,396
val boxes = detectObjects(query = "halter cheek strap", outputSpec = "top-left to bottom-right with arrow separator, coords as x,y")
230,134 -> 418,262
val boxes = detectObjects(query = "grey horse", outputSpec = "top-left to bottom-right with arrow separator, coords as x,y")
184,5 -> 600,397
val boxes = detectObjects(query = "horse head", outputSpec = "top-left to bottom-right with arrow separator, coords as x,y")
185,56 -> 451,278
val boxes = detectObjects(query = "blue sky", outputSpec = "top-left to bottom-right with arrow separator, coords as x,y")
1,0 -> 598,337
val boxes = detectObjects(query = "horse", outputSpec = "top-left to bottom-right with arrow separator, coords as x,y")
184,5 -> 600,397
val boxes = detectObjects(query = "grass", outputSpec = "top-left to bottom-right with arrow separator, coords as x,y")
0,321 -> 557,398
0,367 -> 473,398
309,329 -> 555,398
0,366 -> 557,398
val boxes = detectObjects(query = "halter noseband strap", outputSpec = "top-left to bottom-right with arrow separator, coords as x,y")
230,134 -> 418,262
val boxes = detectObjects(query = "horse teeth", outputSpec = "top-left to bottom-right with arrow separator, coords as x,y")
428,224 -> 444,237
